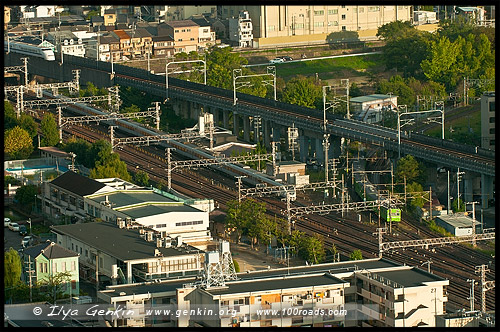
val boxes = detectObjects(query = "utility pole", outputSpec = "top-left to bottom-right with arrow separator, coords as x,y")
475,264 -> 492,313
457,168 -> 465,210
373,227 -> 386,258
165,148 -> 175,190
25,255 -> 35,302
467,279 -> 476,311
447,170 -> 451,214
236,176 -> 244,203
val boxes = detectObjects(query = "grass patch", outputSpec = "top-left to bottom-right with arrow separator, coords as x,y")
426,219 -> 454,237
276,54 -> 382,80
425,106 -> 481,145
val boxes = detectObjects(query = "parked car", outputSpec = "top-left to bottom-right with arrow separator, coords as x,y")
21,235 -> 33,248
4,217 -> 11,227
8,222 -> 20,232
19,225 -> 28,236
281,56 -> 293,61
269,57 -> 285,64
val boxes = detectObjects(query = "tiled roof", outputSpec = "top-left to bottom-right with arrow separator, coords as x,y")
166,20 -> 199,28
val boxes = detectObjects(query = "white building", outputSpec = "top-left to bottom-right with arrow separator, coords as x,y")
350,94 -> 398,124
480,91 -> 495,151
19,5 -> 60,19
228,10 -> 253,48
413,11 -> 438,25
434,214 -> 479,236
46,30 -> 85,57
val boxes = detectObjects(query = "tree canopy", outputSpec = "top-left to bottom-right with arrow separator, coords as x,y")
395,155 -> 426,186
40,113 -> 60,147
4,126 -> 34,160
281,75 -> 323,109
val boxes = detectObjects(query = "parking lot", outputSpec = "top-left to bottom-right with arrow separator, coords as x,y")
4,223 -> 26,252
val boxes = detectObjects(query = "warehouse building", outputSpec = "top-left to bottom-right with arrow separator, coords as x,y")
435,214 -> 480,236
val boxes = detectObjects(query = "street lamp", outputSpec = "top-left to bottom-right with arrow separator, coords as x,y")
27,218 -> 32,236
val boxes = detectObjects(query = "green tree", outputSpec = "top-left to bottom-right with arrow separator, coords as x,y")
349,82 -> 363,97
4,101 -> 19,130
206,45 -> 248,89
349,249 -> 363,261
90,153 -> 131,181
301,234 -> 326,264
38,271 -> 72,303
225,198 -> 267,244
251,216 -> 276,250
63,138 -> 93,168
40,113 -> 60,147
395,155 -> 426,186
4,248 -> 23,289
330,243 -> 339,262
452,197 -> 465,213
14,184 -> 38,207
288,230 -> 305,256
233,259 -> 240,273
18,114 -> 38,139
273,217 -> 290,247
406,182 -> 425,211
4,126 -> 34,160
376,75 -> 416,108
134,170 -> 150,187
122,104 -> 141,114
377,20 -> 415,42
281,75 -> 323,109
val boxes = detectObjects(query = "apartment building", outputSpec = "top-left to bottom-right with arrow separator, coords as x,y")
163,20 -> 200,54
111,29 -> 132,59
228,10 -> 253,47
152,35 -> 175,58
218,5 -> 412,48
97,258 -> 449,327
103,8 -> 117,27
481,91 -> 495,151
191,16 -> 216,48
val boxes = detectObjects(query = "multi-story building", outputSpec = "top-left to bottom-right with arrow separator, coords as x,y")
228,10 -> 253,48
18,5 -> 59,19
111,29 -> 132,59
218,5 -> 412,48
41,171 -> 213,246
481,91 -> 495,151
22,241 -> 80,297
163,5 -> 216,21
51,221 -> 205,286
152,35 -> 175,58
97,257 -> 449,327
103,8 -> 117,27
163,20 -> 200,54
190,16 -> 216,49
4,6 -> 11,29
46,30 -> 85,57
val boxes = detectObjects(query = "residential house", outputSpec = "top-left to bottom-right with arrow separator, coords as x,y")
103,8 -> 117,27
4,6 -> 11,29
190,15 -> 216,49
22,241 -> 80,297
46,30 -> 85,57
164,20 -> 200,54
228,10 -> 254,48
19,5 -> 58,19
152,35 -> 174,58
111,29 -> 132,59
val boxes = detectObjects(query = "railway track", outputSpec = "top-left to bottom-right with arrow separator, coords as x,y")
12,89 -> 494,312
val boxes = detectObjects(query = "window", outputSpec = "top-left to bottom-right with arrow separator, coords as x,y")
176,220 -> 203,227
314,22 -> 324,27
490,128 -> 495,135
489,117 -> 495,123
369,6 -> 380,12
489,101 -> 495,112
85,249 -> 88,257
71,261 -> 76,270
234,299 -> 244,305
490,139 -> 495,146
341,14 -> 346,20
156,224 -> 167,228
99,257 -> 103,267
328,9 -> 338,15
72,244 -> 74,251
187,29 -> 191,32
181,29 -> 186,32
314,10 -> 324,15
174,29 -> 179,33
190,38 -> 195,41
178,39 -> 183,42
342,26 -> 346,31
62,262 -> 66,272
53,263 -> 57,273
359,7 -> 365,13
330,21 -> 339,26
294,23 -> 304,29
341,5 -> 346,8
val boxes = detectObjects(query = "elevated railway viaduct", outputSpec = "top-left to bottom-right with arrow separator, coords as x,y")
5,53 -> 495,207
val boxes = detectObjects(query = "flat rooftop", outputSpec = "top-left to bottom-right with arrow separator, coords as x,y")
206,273 -> 347,296
436,214 -> 480,228
51,222 -> 203,262
350,94 -> 396,103
373,267 -> 447,288
89,191 -> 179,208
100,258 -> 401,298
